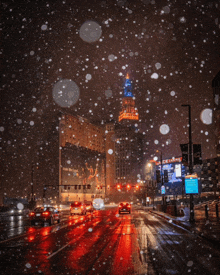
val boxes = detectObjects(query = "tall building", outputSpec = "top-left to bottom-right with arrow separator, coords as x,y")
118,73 -> 139,124
212,71 -> 220,191
212,71 -> 220,155
114,74 -> 144,189
59,114 -> 106,202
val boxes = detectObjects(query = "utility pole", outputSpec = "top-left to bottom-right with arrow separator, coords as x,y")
181,104 -> 195,223
157,150 -> 165,211
31,163 -> 34,202
160,151 -> 165,210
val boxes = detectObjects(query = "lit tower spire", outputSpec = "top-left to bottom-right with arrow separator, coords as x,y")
118,73 -> 139,122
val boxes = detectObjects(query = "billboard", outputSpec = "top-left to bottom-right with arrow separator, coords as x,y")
155,161 -> 185,196
61,144 -> 105,192
185,176 -> 199,194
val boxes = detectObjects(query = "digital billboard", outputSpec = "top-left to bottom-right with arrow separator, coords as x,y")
185,176 -> 199,194
155,160 -> 185,196
61,144 -> 105,191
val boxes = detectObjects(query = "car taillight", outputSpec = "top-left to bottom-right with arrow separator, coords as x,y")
29,212 -> 35,217
127,205 -> 131,208
81,206 -> 83,209
42,211 -> 50,216
119,205 -> 122,208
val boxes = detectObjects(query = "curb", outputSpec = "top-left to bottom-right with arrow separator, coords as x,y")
149,210 -> 220,247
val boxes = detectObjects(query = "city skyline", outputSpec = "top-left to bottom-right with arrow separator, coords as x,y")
1,0 -> 219,198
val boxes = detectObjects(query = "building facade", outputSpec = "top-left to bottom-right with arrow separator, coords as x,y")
212,71 -> 220,191
59,114 -> 106,202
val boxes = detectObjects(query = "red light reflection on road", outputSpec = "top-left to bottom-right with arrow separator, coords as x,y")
28,235 -> 35,242
112,215 -> 135,275
41,227 -> 51,237
27,227 -> 37,242
27,227 -> 37,234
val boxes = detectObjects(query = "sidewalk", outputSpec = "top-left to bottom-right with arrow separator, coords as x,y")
149,206 -> 220,246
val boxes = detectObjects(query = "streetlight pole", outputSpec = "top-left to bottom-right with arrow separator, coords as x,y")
31,163 -> 34,202
156,150 -> 165,211
181,104 -> 195,223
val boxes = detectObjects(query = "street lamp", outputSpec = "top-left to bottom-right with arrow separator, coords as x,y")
181,104 -> 195,223
146,163 -> 152,206
156,150 -> 165,210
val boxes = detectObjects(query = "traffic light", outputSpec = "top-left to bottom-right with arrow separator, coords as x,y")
193,144 -> 202,165
135,184 -> 140,190
126,184 -> 131,190
156,170 -> 161,183
180,143 -> 188,166
164,169 -> 168,183
117,184 -> 121,190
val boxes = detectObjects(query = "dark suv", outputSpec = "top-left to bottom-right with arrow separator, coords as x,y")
118,202 -> 131,214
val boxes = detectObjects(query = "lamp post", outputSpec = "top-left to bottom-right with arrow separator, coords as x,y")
31,163 -> 34,202
181,104 -> 195,223
156,150 -> 165,210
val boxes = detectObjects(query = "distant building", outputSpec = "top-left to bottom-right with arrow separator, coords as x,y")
212,71 -> 220,190
58,74 -> 145,202
115,74 -> 144,188
59,114 -> 106,202
212,70 -> 220,156
200,157 -> 219,193
114,123 -> 144,186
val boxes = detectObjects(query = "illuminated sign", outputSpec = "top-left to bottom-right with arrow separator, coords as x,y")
155,157 -> 182,165
175,164 -> 182,178
155,161 -> 185,196
118,112 -> 139,121
161,186 -> 165,194
185,175 -> 199,194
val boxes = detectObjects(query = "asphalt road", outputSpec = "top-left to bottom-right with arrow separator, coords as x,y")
0,207 -> 220,274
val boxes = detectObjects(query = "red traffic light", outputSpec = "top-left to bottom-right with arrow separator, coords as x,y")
116,184 -> 121,190
135,184 -> 140,190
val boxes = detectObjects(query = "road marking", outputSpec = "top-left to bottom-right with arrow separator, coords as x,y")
47,219 -> 102,259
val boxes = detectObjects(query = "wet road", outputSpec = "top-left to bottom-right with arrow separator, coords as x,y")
0,207 -> 220,275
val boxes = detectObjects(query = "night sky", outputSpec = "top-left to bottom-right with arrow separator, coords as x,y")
1,0 -> 219,199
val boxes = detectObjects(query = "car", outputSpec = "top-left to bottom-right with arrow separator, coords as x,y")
0,205 -> 30,217
118,202 -> 131,214
70,201 -> 87,215
84,201 -> 94,212
29,206 -> 61,226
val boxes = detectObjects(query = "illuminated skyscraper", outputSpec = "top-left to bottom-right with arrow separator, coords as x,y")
118,74 -> 139,123
114,74 -> 144,190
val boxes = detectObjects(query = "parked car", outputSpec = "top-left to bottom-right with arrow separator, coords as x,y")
118,202 -> 131,214
70,201 -> 87,215
29,206 -> 61,225
84,201 -> 94,212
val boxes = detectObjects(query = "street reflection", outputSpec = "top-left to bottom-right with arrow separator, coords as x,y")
112,215 -> 134,274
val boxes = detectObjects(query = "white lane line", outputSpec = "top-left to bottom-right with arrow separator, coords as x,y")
47,219 -> 102,259
47,239 -> 75,259
0,233 -> 27,244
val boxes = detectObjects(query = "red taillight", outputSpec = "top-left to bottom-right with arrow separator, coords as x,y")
29,212 -> 35,217
81,206 -> 83,209
127,205 -> 131,208
119,205 -> 122,208
42,211 -> 50,216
